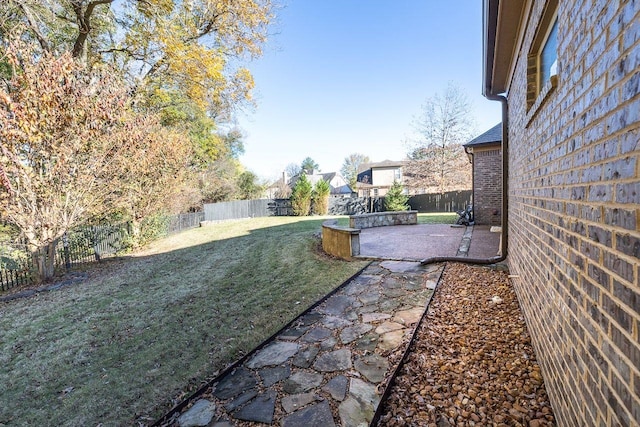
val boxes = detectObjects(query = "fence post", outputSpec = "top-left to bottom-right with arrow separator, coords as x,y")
63,232 -> 71,270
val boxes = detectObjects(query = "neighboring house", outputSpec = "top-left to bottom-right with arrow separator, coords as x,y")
463,123 -> 502,225
484,1 -> 639,426
289,171 -> 353,197
355,160 -> 405,197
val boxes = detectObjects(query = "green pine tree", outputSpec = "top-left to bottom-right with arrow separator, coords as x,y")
312,179 -> 331,215
291,174 -> 312,216
384,181 -> 410,211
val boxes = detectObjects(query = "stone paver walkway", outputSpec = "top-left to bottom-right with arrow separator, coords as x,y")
169,260 -> 444,427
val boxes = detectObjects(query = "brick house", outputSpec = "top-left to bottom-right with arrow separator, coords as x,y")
484,0 -> 639,425
463,123 -> 503,225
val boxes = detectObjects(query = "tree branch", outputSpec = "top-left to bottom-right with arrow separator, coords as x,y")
71,0 -> 114,59
16,2 -> 51,53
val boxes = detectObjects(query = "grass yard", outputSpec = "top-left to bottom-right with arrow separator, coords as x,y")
0,216 -> 368,426
417,212 -> 457,224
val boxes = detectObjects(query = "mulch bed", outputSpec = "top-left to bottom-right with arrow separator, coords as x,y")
377,263 -> 556,427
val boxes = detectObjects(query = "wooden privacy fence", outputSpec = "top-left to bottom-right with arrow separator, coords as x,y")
0,212 -> 204,293
203,197 -> 377,221
408,190 -> 472,212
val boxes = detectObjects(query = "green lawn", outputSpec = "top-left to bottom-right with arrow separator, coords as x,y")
0,216 -> 368,426
417,212 -> 457,224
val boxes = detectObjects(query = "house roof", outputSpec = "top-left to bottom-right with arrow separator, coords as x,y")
464,123 -> 502,147
359,159 -> 406,172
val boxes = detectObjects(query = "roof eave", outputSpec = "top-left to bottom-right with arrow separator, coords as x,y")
483,0 -> 526,97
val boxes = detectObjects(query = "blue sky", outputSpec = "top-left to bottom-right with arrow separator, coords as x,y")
237,0 -> 502,180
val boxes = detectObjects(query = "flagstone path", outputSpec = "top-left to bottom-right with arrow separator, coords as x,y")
167,260 -> 444,427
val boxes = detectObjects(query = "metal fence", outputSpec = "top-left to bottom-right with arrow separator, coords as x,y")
0,212 -> 204,293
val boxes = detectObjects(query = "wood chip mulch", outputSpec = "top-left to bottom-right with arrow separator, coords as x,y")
377,263 -> 556,427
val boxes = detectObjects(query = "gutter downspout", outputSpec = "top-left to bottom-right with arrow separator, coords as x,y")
421,95 -> 508,265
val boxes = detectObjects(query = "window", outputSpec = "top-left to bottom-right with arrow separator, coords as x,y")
540,19 -> 558,85
527,0 -> 559,111
394,168 -> 401,181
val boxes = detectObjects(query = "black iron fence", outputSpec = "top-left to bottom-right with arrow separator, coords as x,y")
0,212 -> 204,293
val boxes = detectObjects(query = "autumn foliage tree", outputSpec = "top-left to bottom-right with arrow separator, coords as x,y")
0,40 -> 189,282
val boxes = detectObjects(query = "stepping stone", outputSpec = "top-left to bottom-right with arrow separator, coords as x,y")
405,280 -> 424,291
322,375 -> 348,401
178,399 -> 216,427
358,292 -> 381,305
380,260 -> 422,272
343,308 -> 359,321
301,327 -> 332,343
280,325 -> 309,341
283,371 -> 324,394
320,336 -> 338,350
393,307 -> 424,325
354,354 -> 389,383
281,392 -> 317,413
320,295 -> 355,316
353,332 -> 379,352
357,304 -> 379,314
233,390 -> 277,424
209,420 -> 233,427
340,323 -> 373,344
362,312 -> 391,323
381,277 -> 401,289
282,401 -> 336,427
378,329 -> 406,351
313,349 -> 352,372
259,364 -> 291,387
321,315 -> 353,329
375,321 -> 404,334
349,377 -> 381,407
224,389 -> 258,412
378,298 -> 401,311
293,345 -> 320,368
298,311 -> 323,326
425,278 -> 438,290
382,287 -> 407,298
339,397 -> 373,427
246,341 -> 299,369
344,280 -> 370,296
213,367 -> 257,399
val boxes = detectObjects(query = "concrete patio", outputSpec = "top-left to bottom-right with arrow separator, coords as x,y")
357,224 -> 501,261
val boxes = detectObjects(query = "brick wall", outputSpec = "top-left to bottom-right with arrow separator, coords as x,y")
472,144 -> 503,225
504,1 -> 639,426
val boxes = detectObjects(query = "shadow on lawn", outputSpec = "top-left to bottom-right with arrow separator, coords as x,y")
0,216 -> 368,426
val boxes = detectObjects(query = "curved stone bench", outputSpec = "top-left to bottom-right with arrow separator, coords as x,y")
349,210 -> 418,229
321,220 -> 361,260
322,211 -> 418,259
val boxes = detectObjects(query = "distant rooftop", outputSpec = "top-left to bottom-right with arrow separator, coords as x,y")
464,123 -> 502,147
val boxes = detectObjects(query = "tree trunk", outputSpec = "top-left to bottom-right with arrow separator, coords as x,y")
31,240 -> 58,283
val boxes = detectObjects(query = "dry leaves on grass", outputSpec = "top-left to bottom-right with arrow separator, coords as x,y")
377,263 -> 556,427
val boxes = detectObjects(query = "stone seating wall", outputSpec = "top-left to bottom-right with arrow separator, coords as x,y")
349,211 -> 418,229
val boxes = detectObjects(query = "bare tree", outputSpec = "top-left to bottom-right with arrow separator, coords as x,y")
404,82 -> 475,194
284,163 -> 301,179
340,153 -> 370,190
